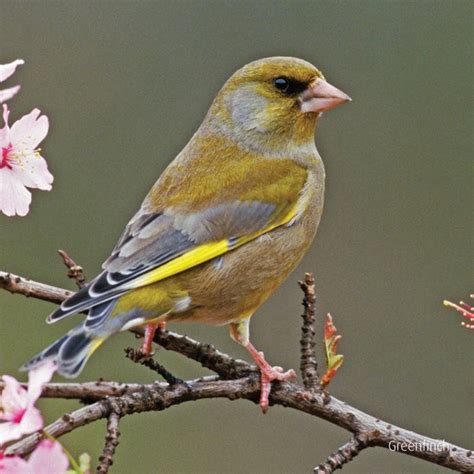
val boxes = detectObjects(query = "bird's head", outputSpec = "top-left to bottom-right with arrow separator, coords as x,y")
204,56 -> 350,153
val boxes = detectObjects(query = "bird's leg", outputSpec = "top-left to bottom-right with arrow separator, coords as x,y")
140,321 -> 166,356
230,319 -> 297,413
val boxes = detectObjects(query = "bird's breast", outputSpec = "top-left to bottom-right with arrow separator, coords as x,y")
169,161 -> 325,326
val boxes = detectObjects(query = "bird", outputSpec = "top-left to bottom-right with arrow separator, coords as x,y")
23,56 -> 350,412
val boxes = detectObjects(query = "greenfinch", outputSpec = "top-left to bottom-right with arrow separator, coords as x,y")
23,57 -> 350,411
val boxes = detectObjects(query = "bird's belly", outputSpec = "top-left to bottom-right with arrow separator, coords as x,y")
167,209 -> 321,326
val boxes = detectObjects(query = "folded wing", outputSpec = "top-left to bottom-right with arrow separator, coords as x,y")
48,158 -> 308,324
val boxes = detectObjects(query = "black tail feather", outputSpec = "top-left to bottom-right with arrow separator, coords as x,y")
21,325 -> 104,378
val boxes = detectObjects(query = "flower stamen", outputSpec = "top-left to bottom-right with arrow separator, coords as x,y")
11,408 -> 26,424
0,143 -> 13,169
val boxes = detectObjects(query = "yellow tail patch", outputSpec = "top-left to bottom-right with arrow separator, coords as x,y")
88,337 -> 106,356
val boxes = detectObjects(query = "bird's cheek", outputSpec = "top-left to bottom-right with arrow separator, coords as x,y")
256,104 -> 290,132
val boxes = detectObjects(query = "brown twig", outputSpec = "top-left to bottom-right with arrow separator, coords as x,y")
314,435 -> 369,473
0,271 -> 73,304
136,328 -> 254,379
0,380 -> 140,400
0,377 -> 219,401
1,271 -> 473,472
97,412 -> 121,474
298,272 -> 320,389
124,347 -> 184,385
57,249 -> 86,289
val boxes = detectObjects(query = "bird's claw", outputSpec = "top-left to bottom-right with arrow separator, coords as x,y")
259,366 -> 297,414
242,341 -> 297,413
137,348 -> 155,359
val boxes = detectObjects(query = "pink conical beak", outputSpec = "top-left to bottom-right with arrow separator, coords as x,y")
300,78 -> 351,113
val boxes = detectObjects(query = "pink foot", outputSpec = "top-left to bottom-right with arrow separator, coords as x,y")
245,342 -> 297,413
259,364 -> 297,413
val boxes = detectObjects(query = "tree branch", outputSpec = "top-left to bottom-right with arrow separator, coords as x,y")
298,272 -> 320,389
125,346 -> 184,385
1,270 -> 473,472
4,376 -> 472,471
0,271 -> 73,305
57,250 -> 86,289
314,435 -> 368,473
97,411 -> 121,474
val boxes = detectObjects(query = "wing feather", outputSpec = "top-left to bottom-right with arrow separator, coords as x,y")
48,157 -> 308,324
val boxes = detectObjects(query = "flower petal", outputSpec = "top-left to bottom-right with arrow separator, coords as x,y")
0,453 -> 28,473
0,60 -> 24,83
18,405 -> 43,436
0,168 -> 32,216
10,109 -> 49,151
0,86 -> 20,104
10,153 -> 54,191
27,440 -> 69,474
27,361 -> 56,404
0,375 -> 27,416
0,104 -> 11,146
0,420 -> 27,447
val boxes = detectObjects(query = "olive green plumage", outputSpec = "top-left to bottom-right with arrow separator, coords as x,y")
23,56 -> 349,380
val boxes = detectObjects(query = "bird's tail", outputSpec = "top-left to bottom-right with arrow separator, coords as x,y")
21,324 -> 106,378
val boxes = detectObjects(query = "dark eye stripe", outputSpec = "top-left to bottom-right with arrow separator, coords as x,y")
273,76 -> 307,96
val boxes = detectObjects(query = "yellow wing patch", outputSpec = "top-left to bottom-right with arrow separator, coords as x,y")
123,206 -> 297,290
124,239 -> 230,289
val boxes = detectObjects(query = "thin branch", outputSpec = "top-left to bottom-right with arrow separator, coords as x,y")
0,377 -> 220,401
298,272 -> 320,389
0,380 -> 136,400
97,412 -> 121,474
57,249 -> 86,289
124,347 -> 184,385
314,435 -> 368,473
135,327 -> 255,379
0,271 -> 72,305
1,271 -> 473,472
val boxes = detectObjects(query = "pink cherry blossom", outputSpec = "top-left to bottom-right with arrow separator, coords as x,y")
0,60 -> 24,103
0,361 -> 56,446
0,440 -> 69,474
443,294 -> 474,330
0,104 -> 53,216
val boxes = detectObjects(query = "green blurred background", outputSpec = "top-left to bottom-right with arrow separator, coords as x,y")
0,1 -> 472,472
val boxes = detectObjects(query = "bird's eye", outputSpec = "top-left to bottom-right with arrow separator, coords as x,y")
272,76 -> 306,96
273,77 -> 290,93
